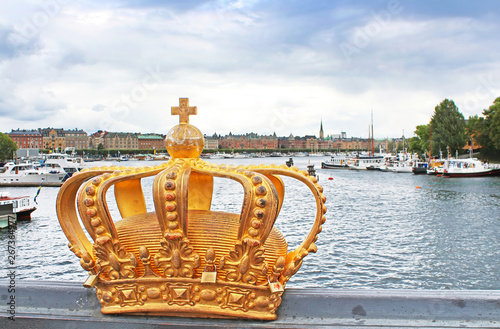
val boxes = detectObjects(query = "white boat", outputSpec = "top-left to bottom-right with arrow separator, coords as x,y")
0,162 -> 65,186
0,191 -> 36,228
40,153 -> 85,177
443,158 -> 500,177
209,152 -> 227,159
348,155 -> 385,170
321,154 -> 351,169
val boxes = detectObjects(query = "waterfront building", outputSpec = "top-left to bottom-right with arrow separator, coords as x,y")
8,129 -> 43,149
89,130 -> 106,149
39,128 -> 66,150
219,132 -> 278,149
138,133 -> 165,150
204,134 -> 219,149
103,132 -> 138,150
63,128 -> 89,149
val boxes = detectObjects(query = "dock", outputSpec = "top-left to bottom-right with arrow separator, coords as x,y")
2,281 -> 499,328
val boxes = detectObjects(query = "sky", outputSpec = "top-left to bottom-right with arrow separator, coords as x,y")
1,0 -> 500,139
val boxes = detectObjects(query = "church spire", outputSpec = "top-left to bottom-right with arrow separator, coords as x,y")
319,119 -> 324,139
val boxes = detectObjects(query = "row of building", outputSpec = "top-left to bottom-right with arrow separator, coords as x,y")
7,128 -> 385,151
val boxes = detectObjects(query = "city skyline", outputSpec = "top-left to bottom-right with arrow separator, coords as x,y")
2,1 -> 499,138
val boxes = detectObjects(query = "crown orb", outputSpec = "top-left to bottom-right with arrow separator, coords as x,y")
165,124 -> 205,159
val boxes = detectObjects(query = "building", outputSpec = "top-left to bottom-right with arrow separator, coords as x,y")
138,134 -> 165,150
219,132 -> 278,150
39,128 -> 65,150
103,132 -> 138,150
64,129 -> 89,149
204,134 -> 219,150
8,129 -> 43,149
89,130 -> 106,149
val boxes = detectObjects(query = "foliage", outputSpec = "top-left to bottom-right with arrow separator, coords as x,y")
0,133 -> 18,162
410,124 -> 431,156
467,97 -> 500,157
430,99 -> 467,156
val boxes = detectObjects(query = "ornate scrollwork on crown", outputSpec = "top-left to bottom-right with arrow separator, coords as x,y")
154,237 -> 200,278
189,160 -> 281,285
239,163 -> 327,286
152,159 -> 201,277
219,238 -> 268,284
73,163 -> 170,279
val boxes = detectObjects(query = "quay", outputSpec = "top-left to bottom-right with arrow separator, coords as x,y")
2,281 -> 499,328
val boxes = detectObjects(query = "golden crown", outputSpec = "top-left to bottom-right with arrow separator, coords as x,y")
56,98 -> 326,320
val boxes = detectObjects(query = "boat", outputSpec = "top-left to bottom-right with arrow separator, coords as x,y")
412,161 -> 429,174
0,162 -> 66,186
321,154 -> 351,169
443,158 -> 500,177
427,158 -> 446,175
0,191 -> 36,228
348,155 -> 385,170
209,152 -> 226,159
348,111 -> 386,170
40,153 -> 85,177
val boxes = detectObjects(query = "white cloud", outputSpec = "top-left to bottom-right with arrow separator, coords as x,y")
1,0 -> 500,139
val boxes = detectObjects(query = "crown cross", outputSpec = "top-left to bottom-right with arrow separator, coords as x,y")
171,98 -> 197,124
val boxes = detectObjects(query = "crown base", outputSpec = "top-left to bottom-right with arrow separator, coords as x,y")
95,277 -> 283,320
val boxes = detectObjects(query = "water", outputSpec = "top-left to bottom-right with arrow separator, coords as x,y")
1,156 -> 499,290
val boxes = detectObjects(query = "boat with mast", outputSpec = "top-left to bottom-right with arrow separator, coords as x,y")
348,111 -> 384,170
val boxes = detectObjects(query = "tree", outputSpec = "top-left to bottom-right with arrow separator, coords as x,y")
430,99 -> 466,156
484,97 -> 500,151
0,133 -> 18,162
467,97 -> 500,157
411,124 -> 431,157
97,143 -> 105,156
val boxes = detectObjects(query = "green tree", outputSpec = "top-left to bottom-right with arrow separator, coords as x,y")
484,97 -> 500,150
97,143 -> 106,156
411,124 -> 431,157
0,133 -> 18,162
430,99 -> 467,156
467,97 -> 500,157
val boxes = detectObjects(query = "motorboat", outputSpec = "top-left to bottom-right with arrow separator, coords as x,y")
412,161 -> 429,174
321,154 -> 351,169
0,191 -> 36,228
40,153 -> 85,177
348,155 -> 385,170
443,158 -> 500,177
0,162 -> 66,186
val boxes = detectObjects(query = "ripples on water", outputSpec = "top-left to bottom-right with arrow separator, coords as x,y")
1,157 -> 499,290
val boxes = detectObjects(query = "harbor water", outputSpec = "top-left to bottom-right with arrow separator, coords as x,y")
1,156 -> 499,290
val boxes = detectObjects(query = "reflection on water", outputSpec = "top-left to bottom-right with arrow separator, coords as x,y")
1,157 -> 499,290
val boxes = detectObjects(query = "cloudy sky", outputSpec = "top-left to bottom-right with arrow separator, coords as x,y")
1,0 -> 499,139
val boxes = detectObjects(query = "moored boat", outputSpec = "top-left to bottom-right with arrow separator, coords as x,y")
0,192 -> 36,228
443,158 -> 500,177
0,162 -> 66,186
40,153 -> 85,178
348,155 -> 385,170
412,161 -> 428,174
321,154 -> 351,169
